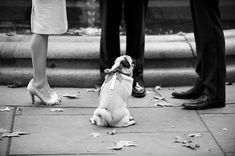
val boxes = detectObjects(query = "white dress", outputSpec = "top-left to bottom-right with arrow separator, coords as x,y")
31,0 -> 68,34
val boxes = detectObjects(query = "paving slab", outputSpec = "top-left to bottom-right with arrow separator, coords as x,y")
200,114 -> 235,153
226,153 -> 235,156
13,107 -> 207,133
0,107 -> 14,156
10,108 -> 220,156
1,85 -> 234,108
198,105 -> 235,114
10,131 -> 224,156
0,86 -> 188,108
0,86 -> 31,106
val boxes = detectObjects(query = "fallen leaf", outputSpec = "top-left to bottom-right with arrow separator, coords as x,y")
177,31 -> 186,36
154,101 -> 173,107
50,108 -> 64,112
86,88 -> 99,92
16,131 -> 30,135
106,145 -> 123,150
0,107 -> 11,112
153,95 -> 165,100
221,128 -> 228,131
8,82 -> 24,88
6,32 -> 16,36
2,130 -> 30,138
174,135 -> 201,150
107,141 -> 137,151
107,129 -> 117,135
183,142 -> 200,150
62,93 -> 79,99
89,132 -> 101,138
2,132 -> 20,138
174,136 -> 188,144
116,141 -> 137,147
188,133 -> 202,138
155,86 -> 161,90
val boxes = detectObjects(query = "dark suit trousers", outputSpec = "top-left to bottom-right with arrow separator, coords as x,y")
190,0 -> 226,100
99,0 -> 148,77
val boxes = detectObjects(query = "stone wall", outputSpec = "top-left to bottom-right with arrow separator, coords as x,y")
0,0 -> 235,33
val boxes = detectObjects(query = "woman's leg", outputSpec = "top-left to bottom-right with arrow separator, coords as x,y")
30,33 -> 51,101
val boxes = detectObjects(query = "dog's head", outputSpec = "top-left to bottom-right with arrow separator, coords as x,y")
105,55 -> 135,77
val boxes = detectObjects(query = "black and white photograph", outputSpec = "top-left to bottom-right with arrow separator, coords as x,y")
0,0 -> 235,155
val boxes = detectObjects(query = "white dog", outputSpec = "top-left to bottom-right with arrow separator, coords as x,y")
90,55 -> 136,127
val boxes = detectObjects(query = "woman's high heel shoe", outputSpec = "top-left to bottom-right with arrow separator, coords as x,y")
27,79 -> 60,105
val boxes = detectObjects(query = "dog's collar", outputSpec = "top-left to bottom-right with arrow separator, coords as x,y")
105,69 -> 132,77
104,71 -> 133,90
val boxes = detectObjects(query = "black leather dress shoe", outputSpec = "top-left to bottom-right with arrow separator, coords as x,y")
132,80 -> 146,98
182,95 -> 225,110
171,82 -> 204,99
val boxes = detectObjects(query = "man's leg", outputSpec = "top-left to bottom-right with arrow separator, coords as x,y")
124,0 -> 148,97
182,0 -> 226,109
99,0 -> 123,78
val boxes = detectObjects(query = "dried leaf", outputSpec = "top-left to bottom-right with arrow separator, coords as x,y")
2,130 -> 30,138
62,93 -> 79,99
107,129 -> 117,135
177,31 -> 186,36
107,140 -> 137,150
116,141 -> 137,147
8,82 -> 23,88
154,101 -> 173,107
106,145 -> 123,150
86,88 -> 99,92
16,131 -> 30,135
89,132 -> 101,138
0,107 -> 11,112
2,132 -> 19,138
183,142 -> 200,150
188,133 -> 202,138
153,95 -> 165,100
154,86 -> 161,90
174,136 -> 187,144
50,108 -> 64,112
221,128 -> 228,131
6,32 -> 16,36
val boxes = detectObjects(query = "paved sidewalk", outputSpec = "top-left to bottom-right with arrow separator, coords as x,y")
0,85 -> 235,156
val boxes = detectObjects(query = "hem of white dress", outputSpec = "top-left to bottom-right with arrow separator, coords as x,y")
31,28 -> 68,35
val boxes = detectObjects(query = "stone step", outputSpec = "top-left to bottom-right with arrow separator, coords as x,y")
0,30 -> 235,87
0,64 -> 235,87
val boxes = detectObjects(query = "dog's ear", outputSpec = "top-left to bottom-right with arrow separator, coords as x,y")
120,57 -> 131,68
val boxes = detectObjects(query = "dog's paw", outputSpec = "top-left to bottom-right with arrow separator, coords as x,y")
123,120 -> 136,127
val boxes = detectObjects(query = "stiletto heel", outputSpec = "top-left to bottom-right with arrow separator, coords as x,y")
27,79 -> 60,105
30,92 -> 35,104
